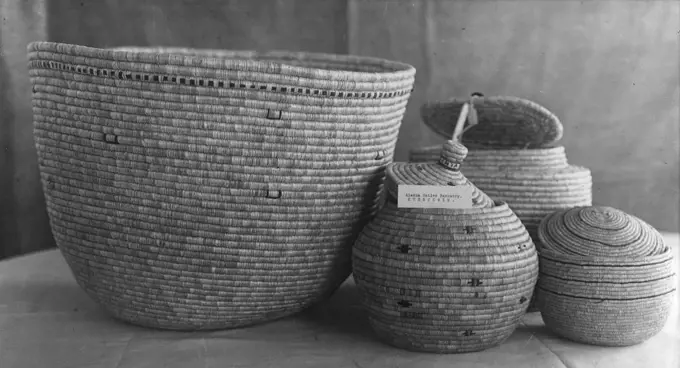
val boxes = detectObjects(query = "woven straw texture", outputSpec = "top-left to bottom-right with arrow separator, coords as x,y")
352,141 -> 539,353
420,96 -> 563,148
27,41 -> 416,330
409,144 -> 592,244
536,206 -> 676,347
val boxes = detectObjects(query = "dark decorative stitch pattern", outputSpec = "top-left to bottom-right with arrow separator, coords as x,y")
36,60 -> 413,99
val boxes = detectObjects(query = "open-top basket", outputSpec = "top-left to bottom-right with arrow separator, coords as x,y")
27,41 -> 416,330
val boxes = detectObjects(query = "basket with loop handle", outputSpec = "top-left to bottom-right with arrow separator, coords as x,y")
27,41 -> 416,330
352,99 -> 539,353
414,94 -> 592,312
536,206 -> 676,347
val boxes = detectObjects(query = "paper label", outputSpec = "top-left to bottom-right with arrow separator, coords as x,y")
397,185 -> 474,209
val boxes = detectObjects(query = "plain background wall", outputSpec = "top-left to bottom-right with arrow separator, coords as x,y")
1,0 -> 678,259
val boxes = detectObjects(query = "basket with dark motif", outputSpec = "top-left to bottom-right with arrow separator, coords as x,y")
27,41 -> 416,330
352,133 -> 539,353
414,95 -> 592,312
536,206 -> 676,347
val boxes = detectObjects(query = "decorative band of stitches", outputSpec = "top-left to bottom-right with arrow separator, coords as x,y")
37,60 -> 414,99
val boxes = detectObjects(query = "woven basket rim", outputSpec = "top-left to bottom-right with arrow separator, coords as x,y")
28,41 -> 416,81
411,144 -> 567,154
420,95 -> 563,146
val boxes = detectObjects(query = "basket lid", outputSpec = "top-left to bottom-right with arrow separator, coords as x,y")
385,139 -> 495,208
538,206 -> 667,257
420,94 -> 563,148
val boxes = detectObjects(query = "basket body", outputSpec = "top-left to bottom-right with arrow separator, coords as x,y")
410,145 -> 591,313
28,42 -> 415,330
535,206 -> 676,346
352,201 -> 539,353
536,249 -> 676,346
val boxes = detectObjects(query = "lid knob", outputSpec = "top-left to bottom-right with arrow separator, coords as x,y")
439,140 -> 468,171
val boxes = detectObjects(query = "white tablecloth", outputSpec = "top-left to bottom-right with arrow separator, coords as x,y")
1,234 -> 678,368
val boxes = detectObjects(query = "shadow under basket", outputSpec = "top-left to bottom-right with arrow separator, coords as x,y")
352,200 -> 539,353
28,41 -> 416,330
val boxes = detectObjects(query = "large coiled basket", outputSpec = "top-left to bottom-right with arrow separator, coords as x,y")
27,42 -> 416,330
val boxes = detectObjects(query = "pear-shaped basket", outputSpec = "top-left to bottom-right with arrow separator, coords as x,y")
28,41 -> 416,330
536,206 -> 676,347
352,137 -> 539,353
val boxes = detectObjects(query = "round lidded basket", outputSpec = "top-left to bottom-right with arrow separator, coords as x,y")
352,130 -> 539,353
415,95 -> 592,312
409,144 -> 592,242
536,206 -> 676,347
417,94 -> 593,243
28,41 -> 416,330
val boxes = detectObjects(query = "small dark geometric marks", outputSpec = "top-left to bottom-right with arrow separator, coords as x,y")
375,150 -> 386,160
520,296 -> 528,304
103,134 -> 119,144
398,245 -> 411,254
474,292 -> 480,298
464,225 -> 476,234
463,329 -> 476,337
266,109 -> 282,120
266,190 -> 282,199
467,278 -> 483,287
397,300 -> 412,308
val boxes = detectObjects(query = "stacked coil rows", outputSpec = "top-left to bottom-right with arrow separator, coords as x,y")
536,206 -> 676,346
28,41 -> 416,330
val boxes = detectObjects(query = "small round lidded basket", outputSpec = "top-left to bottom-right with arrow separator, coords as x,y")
536,206 -> 676,347
352,101 -> 539,353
